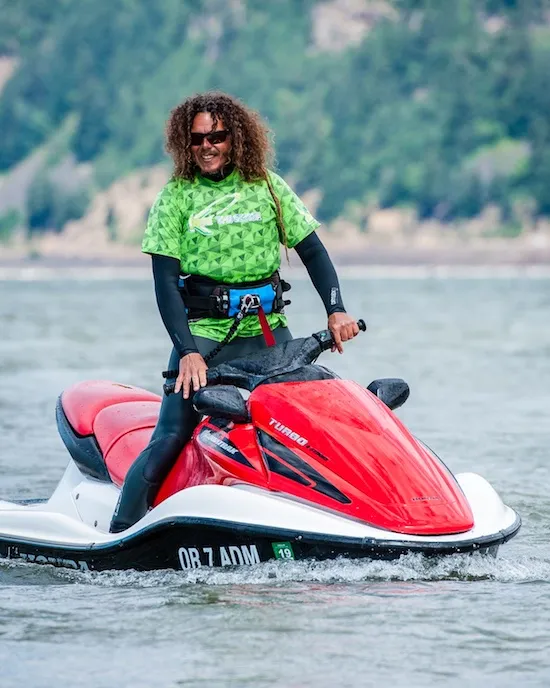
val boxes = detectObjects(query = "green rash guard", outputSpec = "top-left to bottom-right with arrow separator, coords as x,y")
142,168 -> 320,342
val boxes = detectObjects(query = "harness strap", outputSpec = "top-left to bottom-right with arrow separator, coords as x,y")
180,271 -> 290,320
182,294 -> 221,313
257,306 -> 276,347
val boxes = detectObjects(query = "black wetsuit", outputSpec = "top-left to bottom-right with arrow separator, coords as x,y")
109,235 -> 345,533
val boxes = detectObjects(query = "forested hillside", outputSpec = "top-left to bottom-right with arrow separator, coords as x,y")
0,0 -> 548,241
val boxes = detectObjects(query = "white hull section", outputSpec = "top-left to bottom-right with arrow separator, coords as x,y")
0,461 -> 519,549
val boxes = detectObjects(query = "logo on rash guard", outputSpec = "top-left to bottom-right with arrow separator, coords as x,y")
269,418 -> 308,446
188,193 -> 263,235
188,193 -> 240,235
217,212 -> 261,225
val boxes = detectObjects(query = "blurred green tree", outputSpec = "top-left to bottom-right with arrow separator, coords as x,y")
0,0 -> 547,227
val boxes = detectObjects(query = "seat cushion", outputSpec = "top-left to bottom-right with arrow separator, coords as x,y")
93,400 -> 161,486
104,428 -> 157,487
62,381 -> 161,436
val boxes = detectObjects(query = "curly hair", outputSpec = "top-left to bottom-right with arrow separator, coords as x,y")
165,91 -> 288,250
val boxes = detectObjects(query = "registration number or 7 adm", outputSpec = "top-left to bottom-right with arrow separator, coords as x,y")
177,542 -> 296,569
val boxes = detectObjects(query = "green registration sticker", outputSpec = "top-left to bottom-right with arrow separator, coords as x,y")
272,542 -> 295,560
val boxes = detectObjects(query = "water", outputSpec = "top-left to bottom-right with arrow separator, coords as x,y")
1,273 -> 549,687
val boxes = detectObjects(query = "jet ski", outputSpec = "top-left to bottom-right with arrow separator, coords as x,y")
0,321 -> 520,572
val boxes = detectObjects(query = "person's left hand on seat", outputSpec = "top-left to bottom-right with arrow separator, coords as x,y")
328,312 -> 360,353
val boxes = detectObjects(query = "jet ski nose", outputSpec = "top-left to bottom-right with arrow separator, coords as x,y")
383,499 -> 474,536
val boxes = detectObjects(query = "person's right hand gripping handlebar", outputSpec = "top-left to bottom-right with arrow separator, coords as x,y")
314,319 -> 366,353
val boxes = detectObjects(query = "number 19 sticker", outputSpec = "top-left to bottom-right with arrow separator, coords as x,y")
272,542 -> 295,560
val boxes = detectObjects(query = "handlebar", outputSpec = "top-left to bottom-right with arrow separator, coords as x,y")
163,319 -> 366,395
312,318 -> 366,353
162,368 -> 218,396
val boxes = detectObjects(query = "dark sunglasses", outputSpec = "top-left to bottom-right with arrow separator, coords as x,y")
190,130 -> 229,146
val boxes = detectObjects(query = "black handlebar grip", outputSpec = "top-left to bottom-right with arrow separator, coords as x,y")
163,368 -> 219,396
313,318 -> 367,352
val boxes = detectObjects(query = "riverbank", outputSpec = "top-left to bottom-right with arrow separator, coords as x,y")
2,226 -> 550,280
3,237 -> 550,271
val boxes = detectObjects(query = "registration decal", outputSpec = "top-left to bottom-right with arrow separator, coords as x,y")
272,542 -> 295,560
177,544 -> 261,569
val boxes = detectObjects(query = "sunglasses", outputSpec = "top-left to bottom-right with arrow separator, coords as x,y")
190,130 -> 230,147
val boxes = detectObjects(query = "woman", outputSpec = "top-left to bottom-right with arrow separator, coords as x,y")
110,91 -> 359,533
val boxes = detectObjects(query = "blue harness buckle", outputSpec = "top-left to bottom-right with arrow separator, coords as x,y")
239,293 -> 262,313
227,282 -> 277,317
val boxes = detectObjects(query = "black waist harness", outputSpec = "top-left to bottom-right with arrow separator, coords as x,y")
179,271 -> 291,320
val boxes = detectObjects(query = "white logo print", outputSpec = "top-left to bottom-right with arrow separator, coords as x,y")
269,417 -> 308,446
188,193 -> 240,235
188,193 -> 262,235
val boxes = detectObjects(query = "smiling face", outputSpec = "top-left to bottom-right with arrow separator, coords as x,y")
190,112 -> 232,175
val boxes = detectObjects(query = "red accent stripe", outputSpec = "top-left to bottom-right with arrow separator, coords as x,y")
258,306 -> 276,347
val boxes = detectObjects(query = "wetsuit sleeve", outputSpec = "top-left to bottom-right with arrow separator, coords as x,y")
294,232 -> 346,315
142,180 -> 184,260
151,254 -> 199,357
267,171 -> 320,248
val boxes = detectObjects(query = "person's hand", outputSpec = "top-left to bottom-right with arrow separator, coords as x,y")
174,353 -> 208,399
328,312 -> 360,354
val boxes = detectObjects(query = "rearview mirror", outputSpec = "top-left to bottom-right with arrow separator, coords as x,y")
367,378 -> 410,411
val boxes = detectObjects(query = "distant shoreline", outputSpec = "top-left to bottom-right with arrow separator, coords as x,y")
2,263 -> 550,281
2,241 -> 550,279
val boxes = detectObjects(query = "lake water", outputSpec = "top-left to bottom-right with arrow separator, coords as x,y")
0,272 -> 549,687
